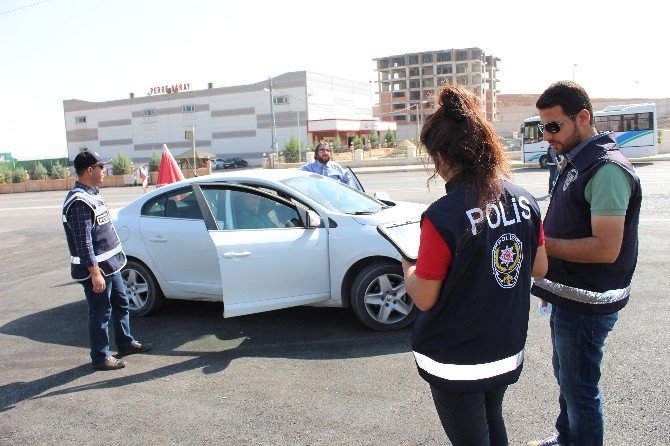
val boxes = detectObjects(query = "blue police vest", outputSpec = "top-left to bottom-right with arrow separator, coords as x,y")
62,185 -> 126,281
412,178 -> 542,393
531,132 -> 641,315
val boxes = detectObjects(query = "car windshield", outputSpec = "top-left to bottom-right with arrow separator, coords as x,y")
282,173 -> 385,214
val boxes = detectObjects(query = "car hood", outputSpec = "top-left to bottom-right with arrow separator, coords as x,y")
350,200 -> 428,225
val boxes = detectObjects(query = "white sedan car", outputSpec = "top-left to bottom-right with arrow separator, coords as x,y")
112,168 -> 427,331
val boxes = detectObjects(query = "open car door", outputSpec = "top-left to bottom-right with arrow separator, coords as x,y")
192,183 -> 330,318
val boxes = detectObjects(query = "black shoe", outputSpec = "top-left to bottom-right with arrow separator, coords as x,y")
92,357 -> 126,371
117,342 -> 152,357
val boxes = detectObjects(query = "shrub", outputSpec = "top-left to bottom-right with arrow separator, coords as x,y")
369,130 -> 379,145
352,135 -> 363,150
149,152 -> 161,172
283,137 -> 300,163
33,162 -> 48,180
112,152 -> 133,175
384,129 -> 396,146
50,162 -> 67,179
0,165 -> 11,184
12,166 -> 27,183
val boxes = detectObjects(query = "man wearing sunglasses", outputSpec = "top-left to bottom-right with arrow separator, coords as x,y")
62,150 -> 151,371
528,82 -> 641,446
300,142 -> 351,185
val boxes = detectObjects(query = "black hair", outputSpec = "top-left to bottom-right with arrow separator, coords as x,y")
536,80 -> 594,125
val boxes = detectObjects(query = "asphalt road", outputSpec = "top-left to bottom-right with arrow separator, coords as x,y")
0,164 -> 668,445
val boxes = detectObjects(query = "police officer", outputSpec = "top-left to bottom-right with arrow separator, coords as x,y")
63,151 -> 151,371
402,84 -> 548,445
528,82 -> 641,446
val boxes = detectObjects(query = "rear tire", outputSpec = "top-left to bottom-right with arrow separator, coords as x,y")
351,262 -> 418,331
121,260 -> 164,316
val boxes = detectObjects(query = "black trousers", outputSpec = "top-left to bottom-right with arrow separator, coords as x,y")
430,384 -> 508,446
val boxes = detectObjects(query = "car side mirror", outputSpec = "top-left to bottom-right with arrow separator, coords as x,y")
306,210 -> 321,228
296,207 -> 322,228
373,191 -> 391,201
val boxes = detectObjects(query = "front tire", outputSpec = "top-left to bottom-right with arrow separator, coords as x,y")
121,260 -> 164,316
351,262 -> 418,331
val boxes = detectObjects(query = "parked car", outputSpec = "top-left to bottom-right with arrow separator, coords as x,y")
210,158 -> 225,170
111,168 -> 426,331
222,157 -> 248,169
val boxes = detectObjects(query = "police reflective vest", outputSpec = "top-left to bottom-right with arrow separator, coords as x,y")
62,185 -> 126,281
532,132 -> 641,316
412,178 -> 543,393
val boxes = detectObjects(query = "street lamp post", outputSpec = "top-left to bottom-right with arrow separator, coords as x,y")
293,93 -> 313,163
267,77 -> 278,167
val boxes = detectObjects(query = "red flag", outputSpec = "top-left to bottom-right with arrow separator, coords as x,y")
156,144 -> 185,187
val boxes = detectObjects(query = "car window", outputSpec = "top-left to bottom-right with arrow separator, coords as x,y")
141,187 -> 203,220
229,190 -> 301,230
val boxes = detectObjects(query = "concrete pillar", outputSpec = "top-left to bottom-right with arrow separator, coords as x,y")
305,151 -> 315,161
354,149 -> 364,161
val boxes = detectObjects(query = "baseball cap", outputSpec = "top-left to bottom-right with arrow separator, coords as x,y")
74,151 -> 108,171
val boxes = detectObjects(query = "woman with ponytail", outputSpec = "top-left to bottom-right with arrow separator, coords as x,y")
402,84 -> 548,445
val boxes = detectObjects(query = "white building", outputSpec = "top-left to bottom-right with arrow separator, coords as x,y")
63,71 -> 396,166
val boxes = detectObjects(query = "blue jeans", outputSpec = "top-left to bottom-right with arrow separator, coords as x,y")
81,272 -> 135,364
550,306 -> 618,446
430,384 -> 508,446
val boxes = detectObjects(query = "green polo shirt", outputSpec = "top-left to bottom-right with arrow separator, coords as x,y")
585,163 -> 633,216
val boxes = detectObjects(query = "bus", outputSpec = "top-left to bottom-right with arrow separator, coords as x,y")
521,103 -> 658,167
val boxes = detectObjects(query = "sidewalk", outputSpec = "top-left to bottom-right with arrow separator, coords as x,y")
341,151 -> 670,175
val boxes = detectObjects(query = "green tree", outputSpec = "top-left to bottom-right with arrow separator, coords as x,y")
0,165 -> 11,183
33,161 -> 48,180
283,137 -> 300,163
12,166 -> 27,183
149,152 -> 161,172
384,129 -> 396,146
369,130 -> 379,145
352,135 -> 363,150
112,152 -> 133,175
50,162 -> 67,179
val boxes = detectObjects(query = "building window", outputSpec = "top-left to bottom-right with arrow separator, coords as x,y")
409,68 -> 420,77
378,59 -> 389,69
392,115 -> 407,121
471,50 -> 481,60
437,52 -> 451,62
273,96 -> 289,105
393,103 -> 406,110
409,80 -> 420,89
437,65 -> 452,74
422,67 -> 433,76
409,91 -> 421,100
421,53 -> 433,64
456,64 -> 468,74
408,54 -> 419,64
144,109 -> 156,117
182,105 -> 196,113
392,57 -> 404,67
75,116 -> 87,124
456,50 -> 469,61
392,92 -> 405,98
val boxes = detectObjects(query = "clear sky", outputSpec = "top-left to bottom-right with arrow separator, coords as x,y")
1,0 -> 666,160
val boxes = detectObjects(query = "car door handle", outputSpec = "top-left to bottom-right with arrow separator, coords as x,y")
149,236 -> 168,242
223,251 -> 251,258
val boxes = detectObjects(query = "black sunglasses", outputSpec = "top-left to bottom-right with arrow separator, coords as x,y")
539,113 -> 578,134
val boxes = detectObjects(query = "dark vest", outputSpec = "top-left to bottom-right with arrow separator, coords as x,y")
412,178 -> 542,394
531,132 -> 641,315
62,185 -> 126,281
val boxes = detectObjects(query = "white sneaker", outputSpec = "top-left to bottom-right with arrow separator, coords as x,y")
527,435 -> 564,446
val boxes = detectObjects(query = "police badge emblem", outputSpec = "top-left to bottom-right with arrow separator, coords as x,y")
492,233 -> 523,288
563,168 -> 578,191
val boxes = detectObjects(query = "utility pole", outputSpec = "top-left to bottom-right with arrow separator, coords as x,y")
268,77 -> 278,167
192,125 -> 197,177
